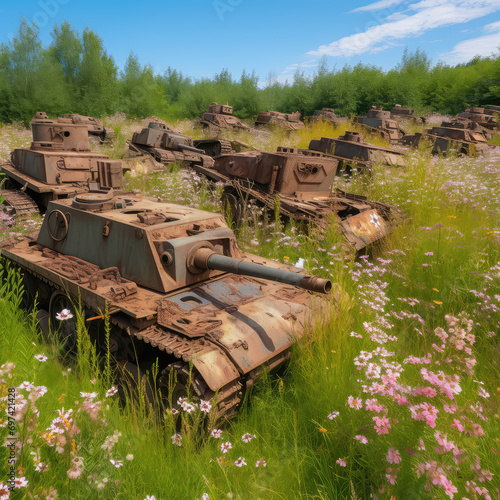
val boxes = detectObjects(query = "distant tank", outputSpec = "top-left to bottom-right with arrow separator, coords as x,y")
192,149 -> 401,251
439,119 -> 492,140
60,113 -> 115,142
0,112 -> 123,216
390,105 -> 425,124
0,192 -> 331,418
307,131 -> 406,173
255,111 -> 304,130
126,122 -> 220,168
484,105 -> 500,116
353,106 -> 405,143
402,124 -> 490,156
306,108 -> 349,125
200,103 -> 250,131
457,107 -> 498,130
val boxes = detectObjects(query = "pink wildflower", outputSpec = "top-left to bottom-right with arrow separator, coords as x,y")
347,396 -> 363,409
171,433 -> 182,447
354,435 -> 368,444
336,458 -> 346,467
373,416 -> 391,435
221,442 -> 232,454
241,433 -> 256,443
386,447 -> 401,464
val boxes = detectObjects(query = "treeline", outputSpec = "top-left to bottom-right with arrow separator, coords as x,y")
1,18 -> 499,125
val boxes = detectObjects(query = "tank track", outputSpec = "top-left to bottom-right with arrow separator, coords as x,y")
1,190 -> 39,217
12,261 -> 243,420
218,139 -> 233,155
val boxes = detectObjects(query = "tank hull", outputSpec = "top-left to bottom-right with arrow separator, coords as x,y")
0,195 -> 329,418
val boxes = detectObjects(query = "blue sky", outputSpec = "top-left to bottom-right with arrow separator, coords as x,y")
1,0 -> 500,86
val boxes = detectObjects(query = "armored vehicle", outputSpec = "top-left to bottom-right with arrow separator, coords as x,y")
0,192 -> 331,418
192,149 -> 400,251
439,119 -> 492,140
484,105 -> 500,116
402,124 -> 490,156
200,103 -> 249,131
255,111 -> 304,130
353,106 -> 405,143
60,113 -> 115,141
457,107 -> 498,130
306,108 -> 349,125
390,105 -> 425,124
127,122 -> 217,168
1,112 -> 123,216
307,132 -> 406,173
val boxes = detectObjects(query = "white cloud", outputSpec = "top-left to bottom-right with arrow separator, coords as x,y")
441,19 -> 500,63
308,0 -> 500,58
350,0 -> 408,13
283,59 -> 320,74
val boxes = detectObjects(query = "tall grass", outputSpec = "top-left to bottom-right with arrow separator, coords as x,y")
0,121 -> 498,500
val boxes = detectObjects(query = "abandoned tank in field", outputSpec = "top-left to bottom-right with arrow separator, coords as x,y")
306,108 -> 349,125
307,131 -> 406,173
457,107 -> 499,130
353,106 -> 406,143
255,111 -> 304,130
1,112 -> 123,216
402,122 -> 491,156
126,121 -> 227,168
200,103 -> 250,131
192,148 -> 401,251
0,192 -> 331,418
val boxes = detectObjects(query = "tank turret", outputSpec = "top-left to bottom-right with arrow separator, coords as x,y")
255,111 -> 304,130
353,106 -> 405,143
1,193 -> 331,418
1,112 -> 124,216
308,132 -> 406,172
200,102 -> 250,130
60,113 -> 115,141
126,123 -> 215,168
457,108 -> 498,130
191,148 -> 402,251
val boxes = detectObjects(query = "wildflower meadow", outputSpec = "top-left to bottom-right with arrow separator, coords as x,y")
0,117 -> 499,499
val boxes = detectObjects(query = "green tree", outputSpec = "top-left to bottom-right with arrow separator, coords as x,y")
119,52 -> 167,117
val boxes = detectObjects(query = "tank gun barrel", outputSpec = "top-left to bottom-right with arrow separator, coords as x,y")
178,143 -> 206,154
191,247 -> 332,294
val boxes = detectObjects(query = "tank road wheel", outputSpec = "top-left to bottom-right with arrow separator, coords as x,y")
221,189 -> 244,226
49,291 -> 77,352
157,361 -> 209,412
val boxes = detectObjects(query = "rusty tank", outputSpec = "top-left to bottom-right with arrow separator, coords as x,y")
307,131 -> 406,173
192,149 -> 401,251
402,124 -> 490,156
0,112 -> 123,217
126,122 -> 223,169
0,192 -> 331,418
200,103 -> 249,131
484,105 -> 500,116
353,106 -> 405,143
390,105 -> 425,124
60,113 -> 115,142
457,107 -> 498,130
255,111 -> 304,130
306,108 -> 348,125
